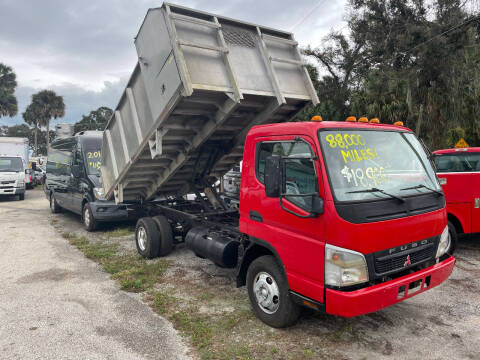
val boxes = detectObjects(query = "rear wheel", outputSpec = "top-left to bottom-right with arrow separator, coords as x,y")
83,203 -> 98,231
50,193 -> 61,213
447,221 -> 457,255
247,255 -> 300,328
135,217 -> 160,259
152,215 -> 174,256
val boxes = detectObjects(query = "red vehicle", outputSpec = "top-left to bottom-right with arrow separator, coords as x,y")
135,118 -> 455,327
433,147 -> 480,244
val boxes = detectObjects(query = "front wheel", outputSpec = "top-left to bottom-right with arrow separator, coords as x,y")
18,193 -> 25,201
83,203 -> 98,231
247,255 -> 300,328
50,193 -> 61,213
447,221 -> 457,255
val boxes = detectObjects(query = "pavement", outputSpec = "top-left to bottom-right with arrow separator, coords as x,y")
0,189 -> 191,360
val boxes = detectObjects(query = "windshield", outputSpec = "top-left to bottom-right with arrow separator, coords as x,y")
319,130 -> 440,202
434,152 -> 480,172
0,157 -> 24,172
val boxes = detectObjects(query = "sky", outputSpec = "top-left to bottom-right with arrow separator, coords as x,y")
0,0 -> 347,126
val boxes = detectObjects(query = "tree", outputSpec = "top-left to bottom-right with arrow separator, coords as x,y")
74,106 -> 113,133
22,103 -> 42,155
31,90 -> 65,152
298,0 -> 480,149
0,63 -> 18,118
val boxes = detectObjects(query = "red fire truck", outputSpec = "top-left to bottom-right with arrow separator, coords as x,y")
433,147 -> 480,245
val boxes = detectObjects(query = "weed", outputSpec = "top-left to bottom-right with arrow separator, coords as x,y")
104,226 -> 134,238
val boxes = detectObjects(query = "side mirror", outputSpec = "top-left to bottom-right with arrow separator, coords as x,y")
310,195 -> 324,215
264,155 -> 281,197
71,164 -> 82,178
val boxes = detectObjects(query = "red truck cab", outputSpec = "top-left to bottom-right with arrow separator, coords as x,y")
433,147 -> 480,241
238,119 -> 455,325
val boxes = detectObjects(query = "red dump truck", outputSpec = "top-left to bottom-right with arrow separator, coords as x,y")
80,3 -> 455,327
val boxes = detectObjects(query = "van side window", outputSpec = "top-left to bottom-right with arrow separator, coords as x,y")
434,153 -> 480,172
256,141 -> 317,210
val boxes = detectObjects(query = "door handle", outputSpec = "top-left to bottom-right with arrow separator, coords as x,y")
249,211 -> 263,222
475,198 -> 479,209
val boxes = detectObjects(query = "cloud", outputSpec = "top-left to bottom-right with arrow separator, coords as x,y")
0,0 -> 346,127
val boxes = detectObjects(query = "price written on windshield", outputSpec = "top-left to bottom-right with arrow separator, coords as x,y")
341,165 -> 387,187
325,133 -> 379,164
87,151 -> 101,170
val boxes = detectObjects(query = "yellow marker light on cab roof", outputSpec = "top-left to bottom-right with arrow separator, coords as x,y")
346,116 -> 357,122
358,117 -> 368,123
311,115 -> 322,122
394,121 -> 404,126
369,118 -> 380,124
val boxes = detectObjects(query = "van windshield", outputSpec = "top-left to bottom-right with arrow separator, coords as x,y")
318,130 -> 440,202
0,157 -> 24,172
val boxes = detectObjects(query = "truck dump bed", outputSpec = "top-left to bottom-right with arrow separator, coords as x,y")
101,2 -> 319,202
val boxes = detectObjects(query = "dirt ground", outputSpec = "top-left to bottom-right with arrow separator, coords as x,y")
15,189 -> 480,359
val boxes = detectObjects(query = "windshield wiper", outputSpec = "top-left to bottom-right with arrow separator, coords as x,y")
346,187 -> 405,202
0,169 -> 20,172
400,184 -> 443,196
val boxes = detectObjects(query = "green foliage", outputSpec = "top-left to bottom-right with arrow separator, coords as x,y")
0,63 -> 18,118
300,0 -> 480,150
73,106 -> 113,133
30,90 -> 65,150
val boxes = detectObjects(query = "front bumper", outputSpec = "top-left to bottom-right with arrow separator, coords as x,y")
89,201 -> 129,222
325,255 -> 455,317
0,187 -> 24,195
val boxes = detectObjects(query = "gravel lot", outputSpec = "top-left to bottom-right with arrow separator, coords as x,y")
2,189 -> 480,359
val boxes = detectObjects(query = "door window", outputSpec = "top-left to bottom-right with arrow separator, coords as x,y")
256,141 -> 317,210
434,153 -> 480,173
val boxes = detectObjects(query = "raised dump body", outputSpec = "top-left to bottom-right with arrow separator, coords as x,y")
101,2 -> 319,203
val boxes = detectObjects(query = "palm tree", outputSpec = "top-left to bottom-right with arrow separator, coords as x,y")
22,103 -> 42,156
0,63 -> 18,118
31,90 -> 65,152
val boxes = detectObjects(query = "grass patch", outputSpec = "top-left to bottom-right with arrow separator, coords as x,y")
63,232 -> 169,292
104,226 -> 135,238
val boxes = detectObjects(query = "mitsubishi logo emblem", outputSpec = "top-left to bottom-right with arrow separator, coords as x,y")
404,255 -> 412,267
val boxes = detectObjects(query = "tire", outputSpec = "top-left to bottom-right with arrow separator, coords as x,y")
246,255 -> 300,328
152,215 -> 174,257
135,217 -> 160,259
50,193 -> 61,213
447,221 -> 457,255
83,203 -> 98,231
18,193 -> 25,201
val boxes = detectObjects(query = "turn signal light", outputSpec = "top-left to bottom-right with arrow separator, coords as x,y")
358,117 -> 368,123
346,116 -> 357,122
369,118 -> 380,124
394,121 -> 404,126
311,115 -> 323,122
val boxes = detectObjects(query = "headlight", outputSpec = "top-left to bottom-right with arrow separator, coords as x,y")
325,244 -> 369,287
93,187 -> 105,200
436,225 -> 450,258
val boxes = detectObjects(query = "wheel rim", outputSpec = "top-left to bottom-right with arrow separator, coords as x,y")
84,207 -> 90,227
137,226 -> 147,251
253,271 -> 280,314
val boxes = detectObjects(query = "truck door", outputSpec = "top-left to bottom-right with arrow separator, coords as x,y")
469,152 -> 480,233
70,144 -> 87,215
246,135 -> 325,302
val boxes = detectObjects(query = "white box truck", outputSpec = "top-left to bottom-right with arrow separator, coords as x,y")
0,137 -> 29,200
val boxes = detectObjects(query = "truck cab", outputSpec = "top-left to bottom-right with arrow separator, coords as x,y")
237,119 -> 454,322
432,147 -> 480,240
0,156 -> 26,200
45,131 -> 128,230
